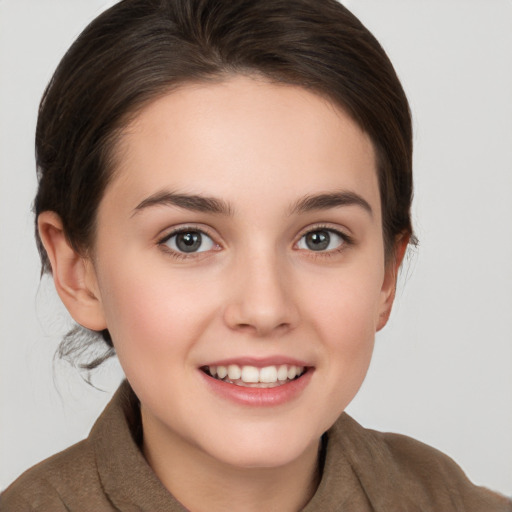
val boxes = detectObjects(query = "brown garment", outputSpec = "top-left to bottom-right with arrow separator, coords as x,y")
1,381 -> 510,511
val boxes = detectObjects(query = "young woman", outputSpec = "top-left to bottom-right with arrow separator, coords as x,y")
1,1 -> 510,510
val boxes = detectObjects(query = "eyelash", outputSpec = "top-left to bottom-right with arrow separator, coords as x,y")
157,226 -> 219,261
157,224 -> 354,260
295,225 -> 354,258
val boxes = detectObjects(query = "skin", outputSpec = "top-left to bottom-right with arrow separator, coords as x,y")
39,75 -> 406,512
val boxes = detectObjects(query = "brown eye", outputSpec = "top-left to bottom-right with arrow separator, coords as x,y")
297,229 -> 345,252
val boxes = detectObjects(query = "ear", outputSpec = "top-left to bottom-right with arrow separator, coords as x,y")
376,234 -> 409,332
38,211 -> 107,331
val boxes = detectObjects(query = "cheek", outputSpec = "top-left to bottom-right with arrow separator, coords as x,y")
301,262 -> 383,406
305,260 -> 385,343
316,285 -> 377,378
96,261 -> 217,366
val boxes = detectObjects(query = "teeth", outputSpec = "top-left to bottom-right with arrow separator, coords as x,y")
260,366 -> 278,383
241,366 -> 259,383
207,364 -> 306,385
228,364 -> 242,380
277,365 -> 288,381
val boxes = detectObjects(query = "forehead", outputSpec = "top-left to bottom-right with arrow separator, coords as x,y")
107,75 -> 380,217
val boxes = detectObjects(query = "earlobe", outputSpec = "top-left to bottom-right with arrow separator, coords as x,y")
376,235 -> 410,332
37,211 -> 107,331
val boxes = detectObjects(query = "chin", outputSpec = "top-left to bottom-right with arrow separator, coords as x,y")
200,425 -> 321,470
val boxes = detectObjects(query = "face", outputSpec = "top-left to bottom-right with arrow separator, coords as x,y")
87,75 -> 396,469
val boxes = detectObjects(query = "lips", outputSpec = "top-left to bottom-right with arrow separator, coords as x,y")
202,363 -> 306,388
199,359 -> 313,406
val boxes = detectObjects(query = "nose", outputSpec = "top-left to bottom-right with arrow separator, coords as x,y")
223,251 -> 300,337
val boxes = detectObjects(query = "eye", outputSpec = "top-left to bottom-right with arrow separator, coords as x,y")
163,229 -> 216,254
297,229 -> 346,252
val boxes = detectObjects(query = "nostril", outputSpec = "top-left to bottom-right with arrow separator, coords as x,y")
232,323 -> 258,334
234,321 -> 293,337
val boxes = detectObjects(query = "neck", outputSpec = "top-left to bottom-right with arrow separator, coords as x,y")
141,408 -> 321,512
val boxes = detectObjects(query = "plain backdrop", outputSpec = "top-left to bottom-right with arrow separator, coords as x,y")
1,0 -> 511,496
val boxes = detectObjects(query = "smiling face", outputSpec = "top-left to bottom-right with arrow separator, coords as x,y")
80,75 -> 397,470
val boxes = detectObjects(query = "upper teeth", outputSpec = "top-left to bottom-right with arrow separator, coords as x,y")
208,364 -> 305,384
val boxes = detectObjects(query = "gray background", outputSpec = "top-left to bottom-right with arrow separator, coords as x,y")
1,0 -> 511,495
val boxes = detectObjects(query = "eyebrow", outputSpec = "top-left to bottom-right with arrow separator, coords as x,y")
289,191 -> 373,216
132,189 -> 372,218
132,191 -> 234,217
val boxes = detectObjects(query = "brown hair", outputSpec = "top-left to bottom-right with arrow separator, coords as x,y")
35,0 -> 414,366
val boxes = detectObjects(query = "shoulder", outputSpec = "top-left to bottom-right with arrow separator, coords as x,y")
0,439 -> 114,512
329,414 -> 512,511
380,429 -> 506,499
0,382 -> 151,512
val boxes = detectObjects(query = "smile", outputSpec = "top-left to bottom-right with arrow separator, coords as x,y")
202,364 -> 307,388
